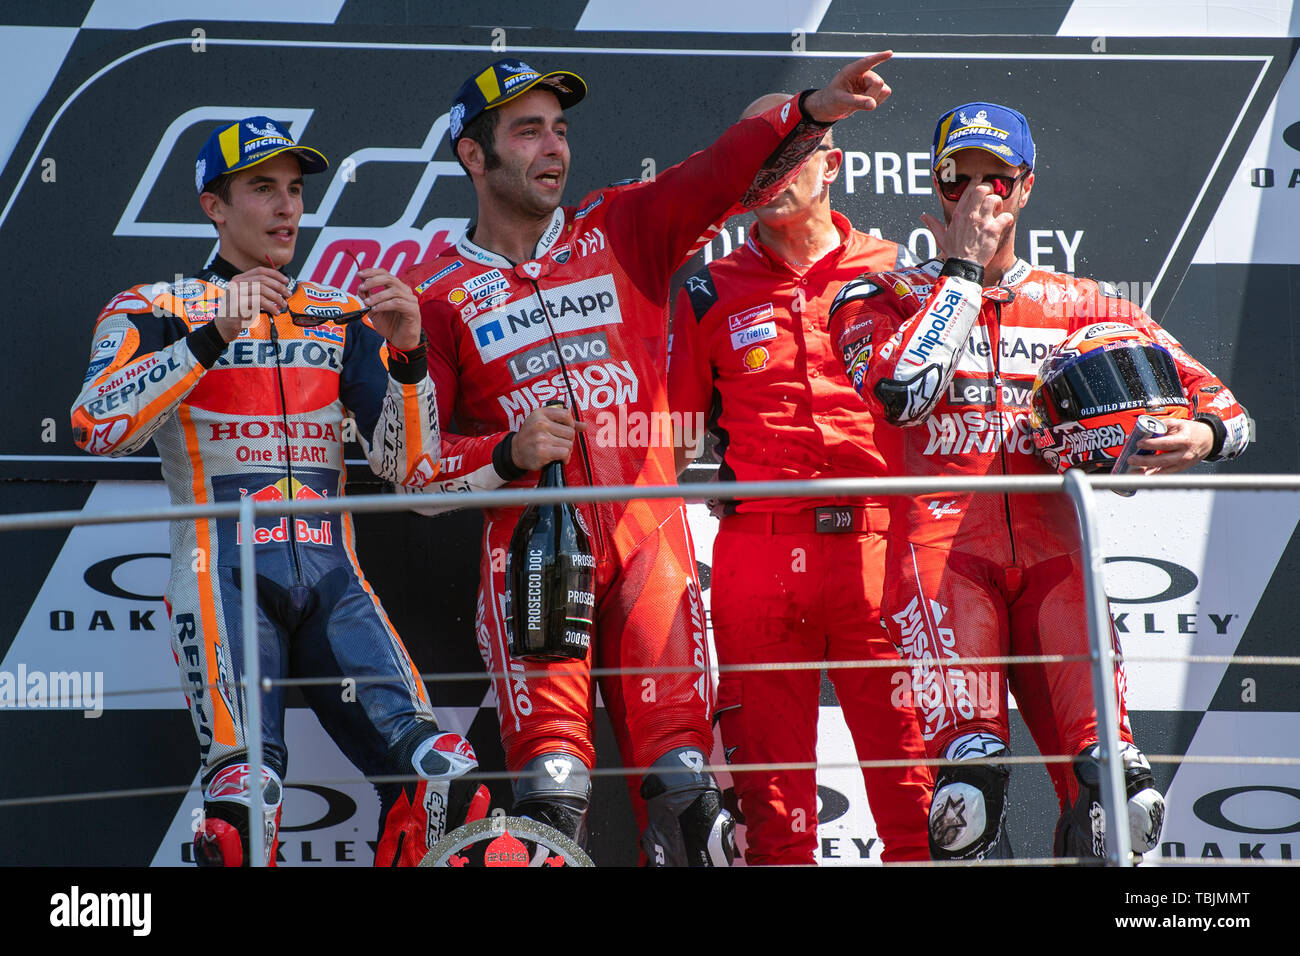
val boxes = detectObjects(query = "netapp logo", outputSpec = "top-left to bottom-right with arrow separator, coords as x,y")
468,274 -> 622,362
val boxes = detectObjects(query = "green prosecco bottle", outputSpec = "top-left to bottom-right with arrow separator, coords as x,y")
505,458 -> 595,662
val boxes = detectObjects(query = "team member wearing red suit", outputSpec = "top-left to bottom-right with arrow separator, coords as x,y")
669,95 -> 931,865
72,118 -> 487,867
403,56 -> 899,864
827,102 -> 1252,860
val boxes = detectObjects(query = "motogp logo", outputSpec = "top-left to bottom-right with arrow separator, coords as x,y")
117,106 -> 472,299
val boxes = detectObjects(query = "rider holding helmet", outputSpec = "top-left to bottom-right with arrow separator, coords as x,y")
828,101 -> 1253,862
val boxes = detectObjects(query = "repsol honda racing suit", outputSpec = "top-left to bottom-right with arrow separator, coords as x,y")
403,93 -> 832,864
668,213 -> 932,864
827,257 -> 1252,859
71,257 -> 488,866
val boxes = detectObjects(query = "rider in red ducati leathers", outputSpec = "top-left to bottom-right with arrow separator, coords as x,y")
71,117 -> 487,867
402,55 -> 899,864
827,102 -> 1252,861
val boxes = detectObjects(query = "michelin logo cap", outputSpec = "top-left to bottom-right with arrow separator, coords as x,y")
449,58 -> 586,148
932,102 -> 1035,170
194,116 -> 329,193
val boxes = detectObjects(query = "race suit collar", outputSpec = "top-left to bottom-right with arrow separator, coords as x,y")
1000,258 -> 1032,287
203,256 -> 242,282
456,207 -> 567,268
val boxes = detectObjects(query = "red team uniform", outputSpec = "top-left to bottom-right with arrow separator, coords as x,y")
404,86 -> 835,862
669,212 -> 932,863
828,255 -> 1251,857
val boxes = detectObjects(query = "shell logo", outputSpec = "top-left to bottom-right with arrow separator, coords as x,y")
742,345 -> 769,372
447,287 -> 468,305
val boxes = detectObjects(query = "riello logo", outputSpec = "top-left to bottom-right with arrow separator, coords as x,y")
1249,120 -> 1300,187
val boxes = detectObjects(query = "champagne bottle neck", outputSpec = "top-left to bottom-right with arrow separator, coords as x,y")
539,460 -> 566,488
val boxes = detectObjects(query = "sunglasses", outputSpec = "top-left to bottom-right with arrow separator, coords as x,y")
287,288 -> 370,328
935,168 -> 1030,203
265,251 -> 371,327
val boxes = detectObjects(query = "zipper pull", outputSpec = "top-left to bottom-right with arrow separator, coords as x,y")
517,259 -> 551,281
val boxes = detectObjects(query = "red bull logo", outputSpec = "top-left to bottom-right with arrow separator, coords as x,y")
239,477 -> 327,501
236,478 -> 333,545
185,300 -> 220,322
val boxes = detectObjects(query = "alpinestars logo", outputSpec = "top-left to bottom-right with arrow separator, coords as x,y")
425,783 -> 449,846
1088,802 -> 1106,856
930,793 -> 969,848
947,732 -> 1004,761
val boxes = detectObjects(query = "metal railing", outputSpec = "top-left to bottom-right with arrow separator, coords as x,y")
3,471 -> 1297,866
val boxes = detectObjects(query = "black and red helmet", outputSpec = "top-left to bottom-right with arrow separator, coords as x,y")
1029,322 -> 1190,474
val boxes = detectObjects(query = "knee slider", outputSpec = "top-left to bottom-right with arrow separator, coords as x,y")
929,733 -> 1012,861
512,752 -> 592,846
1054,742 -> 1165,860
195,760 -> 283,867
640,747 -> 736,867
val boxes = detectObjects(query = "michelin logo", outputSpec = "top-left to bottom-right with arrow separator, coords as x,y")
414,260 -> 464,295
